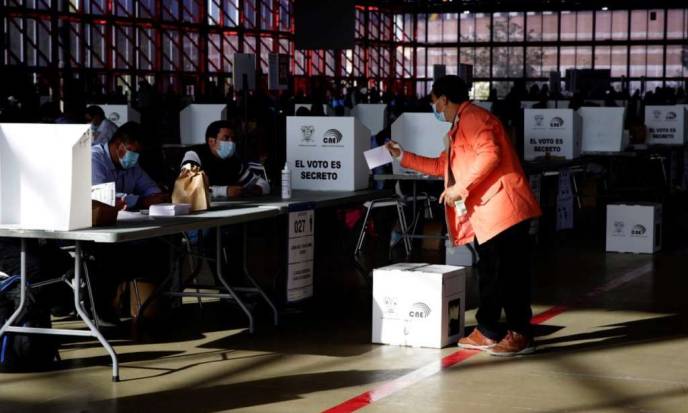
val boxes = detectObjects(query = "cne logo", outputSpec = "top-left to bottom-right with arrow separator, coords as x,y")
666,112 -> 677,120
408,302 -> 431,319
631,224 -> 647,237
534,114 -> 544,127
550,117 -> 565,128
300,125 -> 315,143
108,112 -> 120,123
323,129 -> 343,145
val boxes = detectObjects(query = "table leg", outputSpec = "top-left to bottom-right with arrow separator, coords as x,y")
0,239 -> 29,341
241,224 -> 279,326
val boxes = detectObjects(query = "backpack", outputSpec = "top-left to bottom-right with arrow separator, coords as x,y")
0,275 -> 59,372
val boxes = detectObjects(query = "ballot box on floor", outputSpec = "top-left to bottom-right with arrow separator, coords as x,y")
372,263 -> 466,348
606,203 -> 662,254
286,116 -> 370,191
0,123 -> 92,231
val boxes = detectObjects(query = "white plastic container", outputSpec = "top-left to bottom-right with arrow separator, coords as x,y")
281,163 -> 292,199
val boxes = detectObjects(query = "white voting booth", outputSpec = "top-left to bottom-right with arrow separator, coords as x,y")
391,113 -> 451,174
351,104 -> 387,135
523,109 -> 582,161
93,104 -> 140,127
579,107 -> 628,153
180,104 -> 228,145
645,106 -> 687,145
286,117 -> 370,191
0,124 -> 92,231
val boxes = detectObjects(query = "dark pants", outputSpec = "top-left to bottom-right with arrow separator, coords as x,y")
475,220 -> 534,340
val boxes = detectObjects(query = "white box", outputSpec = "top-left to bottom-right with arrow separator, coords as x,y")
0,124 -> 92,231
645,106 -> 687,145
606,204 -> 662,254
372,263 -> 466,348
180,104 -> 228,145
524,109 -> 582,161
391,113 -> 451,174
286,116 -> 370,191
352,104 -> 387,135
579,107 -> 627,153
445,241 -> 477,267
92,104 -> 140,127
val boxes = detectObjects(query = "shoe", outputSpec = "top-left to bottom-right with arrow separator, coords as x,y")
458,328 -> 498,350
488,331 -> 535,357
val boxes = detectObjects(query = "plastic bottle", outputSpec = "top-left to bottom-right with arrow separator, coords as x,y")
281,162 -> 292,199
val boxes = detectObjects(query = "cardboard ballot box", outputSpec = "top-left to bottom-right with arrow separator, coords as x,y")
579,107 -> 627,153
286,116 -> 370,191
606,204 -> 662,254
372,263 -> 466,349
391,113 -> 451,174
645,106 -> 687,145
524,109 -> 582,160
352,104 -> 387,136
180,104 -> 228,145
0,123 -> 92,231
93,104 -> 140,127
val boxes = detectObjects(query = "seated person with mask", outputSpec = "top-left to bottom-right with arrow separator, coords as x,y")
85,105 -> 118,146
180,120 -> 270,199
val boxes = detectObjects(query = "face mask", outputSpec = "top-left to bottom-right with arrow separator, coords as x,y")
431,102 -> 446,122
216,140 -> 236,159
119,148 -> 139,169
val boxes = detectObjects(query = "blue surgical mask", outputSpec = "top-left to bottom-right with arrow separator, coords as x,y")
217,140 -> 236,159
119,149 -> 139,169
431,103 -> 446,122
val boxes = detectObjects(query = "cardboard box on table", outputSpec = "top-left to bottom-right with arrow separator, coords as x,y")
92,104 -> 140,127
372,263 -> 466,348
579,107 -> 628,153
180,104 -> 228,145
523,109 -> 582,161
391,113 -> 451,174
286,116 -> 370,191
0,123 -> 92,231
351,104 -> 387,136
645,106 -> 687,146
606,204 -> 662,254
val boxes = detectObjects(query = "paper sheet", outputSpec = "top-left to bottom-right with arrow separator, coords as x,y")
92,182 -> 116,206
363,146 -> 393,170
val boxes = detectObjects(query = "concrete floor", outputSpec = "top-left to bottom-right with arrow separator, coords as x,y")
1,241 -> 688,413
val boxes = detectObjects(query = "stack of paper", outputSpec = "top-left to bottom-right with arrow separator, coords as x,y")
149,203 -> 192,217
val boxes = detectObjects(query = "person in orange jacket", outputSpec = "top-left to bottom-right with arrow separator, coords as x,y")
386,75 -> 542,356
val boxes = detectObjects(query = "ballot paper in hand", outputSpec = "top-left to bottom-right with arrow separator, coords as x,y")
149,203 -> 192,217
363,146 -> 394,170
91,182 -> 116,207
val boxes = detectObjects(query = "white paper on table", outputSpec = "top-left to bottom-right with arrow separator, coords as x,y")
91,182 -> 116,206
363,146 -> 393,170
149,203 -> 192,217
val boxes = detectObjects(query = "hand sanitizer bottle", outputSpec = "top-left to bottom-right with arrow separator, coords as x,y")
281,162 -> 292,199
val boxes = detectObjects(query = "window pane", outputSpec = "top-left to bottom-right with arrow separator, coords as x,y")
492,47 -> 507,77
443,13 -> 458,42
576,46 -> 592,69
560,46 -> 575,75
647,45 -> 663,77
509,12 -> 524,41
560,11 -> 575,41
526,12 -> 542,42
416,47 -> 427,78
666,45 -> 687,77
611,46 -> 628,77
543,11 -> 558,41
460,13 -> 476,42
648,9 -> 665,40
445,47 -> 458,75
630,45 -> 646,76
474,47 -> 490,77
630,10 -> 647,40
493,13 -> 508,42
667,9 -> 687,39
508,47 -> 524,77
492,81 -> 513,98
576,11 -> 593,41
596,10 -> 611,40
417,14 -> 427,43
526,46 -> 542,77
612,10 -> 628,40
428,13 -> 441,42
595,45 -> 611,69
476,13 -> 491,42
428,47 -> 443,74
543,47 -> 557,76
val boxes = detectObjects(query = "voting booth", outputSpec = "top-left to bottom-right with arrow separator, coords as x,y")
645,106 -> 687,145
391,113 -> 451,174
524,109 -> 582,161
286,117 -> 370,191
579,107 -> 628,153
0,124 -> 92,231
180,104 -> 228,145
606,204 -> 662,254
372,263 -> 466,349
351,104 -> 387,136
93,104 -> 140,127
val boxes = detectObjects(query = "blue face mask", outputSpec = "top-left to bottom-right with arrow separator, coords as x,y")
431,102 -> 446,122
119,149 -> 139,169
216,140 -> 236,160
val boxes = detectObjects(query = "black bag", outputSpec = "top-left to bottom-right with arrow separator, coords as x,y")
0,275 -> 59,372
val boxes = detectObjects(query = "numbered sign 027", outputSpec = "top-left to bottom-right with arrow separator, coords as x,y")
287,207 -> 315,303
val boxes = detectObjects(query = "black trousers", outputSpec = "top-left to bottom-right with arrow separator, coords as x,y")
475,220 -> 534,340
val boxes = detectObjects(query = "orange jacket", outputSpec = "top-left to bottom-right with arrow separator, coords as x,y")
401,102 -> 542,246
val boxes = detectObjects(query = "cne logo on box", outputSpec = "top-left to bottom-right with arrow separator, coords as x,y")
631,224 -> 647,237
408,302 -> 431,319
322,129 -> 343,146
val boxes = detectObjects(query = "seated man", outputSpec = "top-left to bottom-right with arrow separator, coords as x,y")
85,105 -> 118,146
180,120 -> 270,200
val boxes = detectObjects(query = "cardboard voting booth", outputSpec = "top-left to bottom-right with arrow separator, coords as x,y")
180,104 -> 228,145
372,263 -> 466,348
524,109 -> 582,161
0,124 -> 92,231
606,204 -> 662,254
286,117 -> 370,191
645,106 -> 687,145
93,104 -> 140,127
351,104 -> 387,136
579,107 -> 627,153
391,113 -> 451,174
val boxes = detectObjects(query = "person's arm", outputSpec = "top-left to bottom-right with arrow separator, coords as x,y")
132,165 -> 166,208
236,163 -> 270,195
386,140 -> 447,177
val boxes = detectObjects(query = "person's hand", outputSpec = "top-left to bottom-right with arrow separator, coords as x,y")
385,140 -> 403,158
242,185 -> 263,197
115,196 -> 127,211
140,193 -> 171,208
227,186 -> 243,198
439,186 -> 462,206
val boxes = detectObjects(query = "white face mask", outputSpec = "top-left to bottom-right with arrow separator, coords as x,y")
431,102 -> 446,122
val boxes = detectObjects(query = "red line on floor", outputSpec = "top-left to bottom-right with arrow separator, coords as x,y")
323,263 -> 653,413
